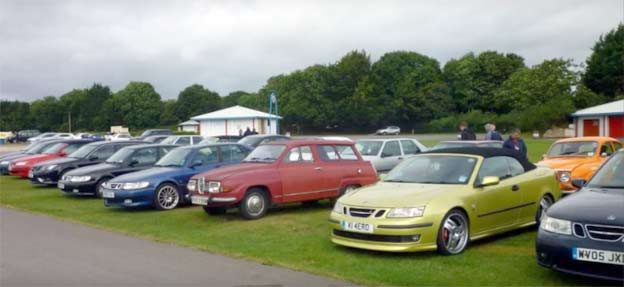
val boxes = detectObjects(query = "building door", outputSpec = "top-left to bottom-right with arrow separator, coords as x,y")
583,119 -> 600,136
609,116 -> 624,138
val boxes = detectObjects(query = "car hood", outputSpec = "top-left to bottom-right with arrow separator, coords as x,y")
0,151 -> 24,160
547,188 -> 624,225
537,157 -> 594,170
109,167 -> 182,183
199,163 -> 271,180
65,163 -> 119,176
12,153 -> 57,163
339,182 -> 453,208
1,153 -> 31,163
38,157 -> 81,166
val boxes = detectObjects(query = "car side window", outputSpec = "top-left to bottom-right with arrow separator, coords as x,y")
130,147 -> 158,165
63,143 -> 83,154
613,142 -> 623,152
317,145 -> 339,161
507,157 -> 525,177
92,145 -> 115,159
284,146 -> 314,163
158,147 -> 174,158
335,145 -> 358,160
381,141 -> 401,157
477,156 -> 511,183
400,140 -> 420,155
220,145 -> 246,162
177,137 -> 190,146
192,136 -> 203,144
192,147 -> 219,165
600,143 -> 615,156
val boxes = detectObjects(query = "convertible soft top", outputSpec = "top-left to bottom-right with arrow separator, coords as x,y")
425,147 -> 536,171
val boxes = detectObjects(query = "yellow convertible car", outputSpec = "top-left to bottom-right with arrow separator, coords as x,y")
330,148 -> 561,255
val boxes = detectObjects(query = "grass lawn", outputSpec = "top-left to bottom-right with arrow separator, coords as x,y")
0,138 -> 608,286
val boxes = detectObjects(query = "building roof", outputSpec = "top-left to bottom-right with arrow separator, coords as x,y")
178,120 -> 199,126
571,99 -> 624,117
191,105 -> 282,121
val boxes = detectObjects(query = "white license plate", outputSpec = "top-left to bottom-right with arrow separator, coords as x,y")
28,171 -> 33,178
573,247 -> 624,266
58,183 -> 64,189
73,189 -> 79,193
102,190 -> 115,198
191,195 -> 209,205
341,220 -> 374,233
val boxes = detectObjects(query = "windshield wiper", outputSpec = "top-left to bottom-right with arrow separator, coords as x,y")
416,181 -> 449,184
591,185 -> 624,189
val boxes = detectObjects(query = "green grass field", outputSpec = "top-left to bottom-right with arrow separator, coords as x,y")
0,138 -> 609,286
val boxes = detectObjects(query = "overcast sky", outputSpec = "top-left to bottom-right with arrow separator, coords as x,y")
1,0 -> 622,101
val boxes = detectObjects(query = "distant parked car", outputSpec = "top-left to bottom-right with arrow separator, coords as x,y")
101,143 -> 251,210
27,132 -> 74,143
536,149 -> 624,281
160,135 -> 204,146
200,135 -> 243,144
9,139 -> 94,178
355,138 -> 428,172
9,130 -> 40,143
188,139 -> 378,219
431,140 -> 503,150
0,140 -> 62,175
137,129 -> 173,140
237,134 -> 290,149
143,135 -> 169,143
375,126 -> 400,135
107,133 -> 133,141
59,144 -> 178,197
30,141 -> 145,185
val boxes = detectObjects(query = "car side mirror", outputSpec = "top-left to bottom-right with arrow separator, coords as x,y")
572,179 -> 586,189
128,160 -> 139,167
479,176 -> 500,187
89,155 -> 99,161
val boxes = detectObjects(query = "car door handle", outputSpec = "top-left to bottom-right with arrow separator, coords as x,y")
314,167 -> 322,171
511,185 -> 520,192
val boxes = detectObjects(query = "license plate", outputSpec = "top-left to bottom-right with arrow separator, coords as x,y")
191,195 -> 209,205
58,183 -> 64,189
73,189 -> 79,193
102,190 -> 115,198
573,247 -> 624,266
341,220 -> 374,233
28,171 -> 33,178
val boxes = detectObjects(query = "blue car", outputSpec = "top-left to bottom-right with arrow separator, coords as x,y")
101,143 -> 251,210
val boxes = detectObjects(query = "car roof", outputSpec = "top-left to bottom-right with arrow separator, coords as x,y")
440,140 -> 503,144
356,138 -> 416,142
554,136 -> 619,143
85,140 -> 145,146
266,139 -> 354,147
176,142 -> 246,150
425,147 -> 536,171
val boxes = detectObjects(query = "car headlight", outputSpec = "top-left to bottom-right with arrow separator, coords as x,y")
122,182 -> 150,190
15,162 -> 26,166
333,202 -> 344,214
47,165 -> 58,170
207,181 -> 221,193
540,215 -> 572,235
387,206 -> 426,218
187,179 -> 197,192
70,176 -> 91,182
558,171 -> 571,183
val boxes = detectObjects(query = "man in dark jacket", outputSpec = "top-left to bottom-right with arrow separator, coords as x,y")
503,128 -> 528,158
243,127 -> 252,137
459,121 -> 476,140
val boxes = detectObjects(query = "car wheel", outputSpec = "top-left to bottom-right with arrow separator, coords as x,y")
536,195 -> 553,225
436,209 -> 469,255
239,188 -> 269,219
95,177 -> 111,198
203,206 -> 227,215
154,183 -> 180,210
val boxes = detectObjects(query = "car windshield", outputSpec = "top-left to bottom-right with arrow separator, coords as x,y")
355,141 -> 383,156
106,148 -> 134,163
586,152 -> 624,189
200,137 -> 219,145
25,142 -> 50,154
243,145 -> 285,162
42,143 -> 65,154
155,148 -> 193,167
160,136 -> 177,144
68,144 -> 99,158
238,136 -> 262,147
547,141 -> 597,157
384,155 -> 477,184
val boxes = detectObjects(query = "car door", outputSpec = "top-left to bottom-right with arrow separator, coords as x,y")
316,144 -> 343,195
400,140 -> 421,156
279,145 -> 323,202
81,145 -> 116,168
474,156 -> 523,233
377,140 -> 402,171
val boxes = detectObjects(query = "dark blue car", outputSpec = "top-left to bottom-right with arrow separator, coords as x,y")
102,143 -> 251,210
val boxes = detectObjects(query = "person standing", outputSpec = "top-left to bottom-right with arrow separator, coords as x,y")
485,123 -> 503,141
503,128 -> 527,157
243,127 -> 252,137
459,121 -> 476,140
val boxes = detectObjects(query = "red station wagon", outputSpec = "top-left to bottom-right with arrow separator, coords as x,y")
187,139 -> 378,219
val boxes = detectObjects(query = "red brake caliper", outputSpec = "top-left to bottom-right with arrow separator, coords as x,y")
443,228 -> 449,241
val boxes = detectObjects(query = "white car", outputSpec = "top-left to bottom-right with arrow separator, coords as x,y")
375,126 -> 400,135
160,135 -> 204,146
355,138 -> 428,172
107,133 -> 133,141
27,132 -> 74,143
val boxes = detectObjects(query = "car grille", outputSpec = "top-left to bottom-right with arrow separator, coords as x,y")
347,207 -> 386,218
574,223 -> 624,242
333,230 -> 420,243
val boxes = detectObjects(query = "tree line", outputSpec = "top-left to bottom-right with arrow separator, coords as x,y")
1,25 -> 622,135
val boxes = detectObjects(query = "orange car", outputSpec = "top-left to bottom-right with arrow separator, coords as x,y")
537,137 -> 622,193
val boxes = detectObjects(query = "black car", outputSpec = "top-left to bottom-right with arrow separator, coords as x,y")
0,140 -> 64,175
136,129 -> 173,140
58,144 -> 178,197
536,149 -> 624,281
237,134 -> 290,148
30,141 -> 146,185
143,135 -> 169,143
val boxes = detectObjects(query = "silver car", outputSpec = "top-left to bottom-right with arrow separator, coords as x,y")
375,126 -> 401,135
160,135 -> 204,146
355,138 -> 428,172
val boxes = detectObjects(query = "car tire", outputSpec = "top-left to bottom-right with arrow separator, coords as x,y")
239,188 -> 269,220
436,209 -> 469,255
95,177 -> 111,198
536,195 -> 553,226
154,183 -> 181,210
203,206 -> 227,215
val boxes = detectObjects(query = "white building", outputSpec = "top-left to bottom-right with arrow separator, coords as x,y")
571,99 -> 624,138
177,120 -> 199,133
191,105 -> 282,137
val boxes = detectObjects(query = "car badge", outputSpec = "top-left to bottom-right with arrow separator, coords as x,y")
607,215 -> 616,221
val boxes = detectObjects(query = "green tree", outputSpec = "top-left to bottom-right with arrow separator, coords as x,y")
584,24 -> 624,100
0,101 -> 31,131
108,82 -> 163,130
59,89 -> 89,131
86,84 -> 113,131
175,84 -> 221,120
160,99 -> 179,126
30,96 -> 65,131
222,91 -> 251,108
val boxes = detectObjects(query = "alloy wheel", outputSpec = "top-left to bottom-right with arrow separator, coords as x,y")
442,213 -> 469,254
157,185 -> 179,210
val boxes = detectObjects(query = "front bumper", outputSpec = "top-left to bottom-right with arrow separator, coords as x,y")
329,211 -> 439,252
536,229 -> 624,281
189,194 -> 240,207
58,180 -> 97,195
9,165 -> 30,178
103,187 -> 155,208
30,169 -> 61,185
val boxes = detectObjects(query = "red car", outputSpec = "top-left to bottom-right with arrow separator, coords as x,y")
188,139 -> 378,219
9,139 -> 93,178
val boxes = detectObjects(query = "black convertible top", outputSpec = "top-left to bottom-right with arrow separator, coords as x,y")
425,147 -> 536,171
